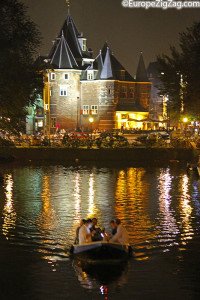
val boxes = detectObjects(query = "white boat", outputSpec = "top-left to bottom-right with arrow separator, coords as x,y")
70,241 -> 132,262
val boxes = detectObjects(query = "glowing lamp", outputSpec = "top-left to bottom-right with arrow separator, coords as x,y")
89,117 -> 94,123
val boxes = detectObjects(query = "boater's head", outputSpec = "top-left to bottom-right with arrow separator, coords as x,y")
80,219 -> 86,226
92,218 -> 97,226
110,220 -> 116,229
85,219 -> 92,228
115,219 -> 121,227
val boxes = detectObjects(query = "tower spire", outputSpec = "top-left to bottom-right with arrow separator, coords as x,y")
66,0 -> 70,14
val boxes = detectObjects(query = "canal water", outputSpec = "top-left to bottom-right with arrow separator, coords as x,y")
0,162 -> 200,299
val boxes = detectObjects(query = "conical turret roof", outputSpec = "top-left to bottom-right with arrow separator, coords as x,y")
50,32 -> 78,69
49,13 -> 92,65
100,42 -> 134,81
100,47 -> 113,79
136,53 -> 149,82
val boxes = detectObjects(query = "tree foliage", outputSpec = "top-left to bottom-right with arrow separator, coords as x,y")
157,22 -> 200,121
0,0 -> 43,134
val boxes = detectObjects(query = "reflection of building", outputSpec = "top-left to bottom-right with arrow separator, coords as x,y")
34,9 -> 151,134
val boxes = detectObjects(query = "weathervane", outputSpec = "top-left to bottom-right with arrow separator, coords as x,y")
66,0 -> 70,14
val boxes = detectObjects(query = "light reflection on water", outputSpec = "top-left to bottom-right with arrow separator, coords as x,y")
2,174 -> 16,237
0,164 -> 200,297
1,165 -> 200,254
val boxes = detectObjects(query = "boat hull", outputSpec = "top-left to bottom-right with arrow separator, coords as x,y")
71,241 -> 131,261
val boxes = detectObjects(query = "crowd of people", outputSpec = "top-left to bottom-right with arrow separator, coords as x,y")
75,218 -> 129,245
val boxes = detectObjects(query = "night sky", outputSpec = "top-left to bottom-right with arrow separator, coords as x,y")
22,0 -> 200,76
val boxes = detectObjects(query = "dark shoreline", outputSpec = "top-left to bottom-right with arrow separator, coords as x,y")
0,146 -> 195,163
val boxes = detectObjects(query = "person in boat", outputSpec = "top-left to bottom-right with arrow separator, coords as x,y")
90,218 -> 105,241
109,219 -> 129,244
74,219 -> 86,244
78,219 -> 96,245
109,220 -> 117,237
91,218 -> 97,231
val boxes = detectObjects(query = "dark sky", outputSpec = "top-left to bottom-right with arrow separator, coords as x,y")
22,0 -> 200,76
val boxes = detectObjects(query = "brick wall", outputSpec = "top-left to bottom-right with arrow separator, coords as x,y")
47,70 -> 81,132
81,80 -> 116,131
135,83 -> 151,109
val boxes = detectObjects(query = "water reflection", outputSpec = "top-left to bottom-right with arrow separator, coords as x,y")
88,173 -> 96,217
157,168 -> 179,247
73,172 -> 81,230
179,174 -> 193,241
0,165 -> 200,263
2,174 -> 16,237
72,259 -> 129,293
1,164 -> 200,298
115,168 -> 156,256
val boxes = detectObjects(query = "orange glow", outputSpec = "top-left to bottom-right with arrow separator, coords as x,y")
115,168 -> 156,253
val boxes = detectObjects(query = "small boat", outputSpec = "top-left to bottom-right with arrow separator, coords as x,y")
70,241 -> 132,262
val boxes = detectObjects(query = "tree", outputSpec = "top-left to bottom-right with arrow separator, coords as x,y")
0,0 -> 43,135
157,22 -> 200,122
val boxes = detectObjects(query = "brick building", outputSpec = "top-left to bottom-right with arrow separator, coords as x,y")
36,12 -> 151,135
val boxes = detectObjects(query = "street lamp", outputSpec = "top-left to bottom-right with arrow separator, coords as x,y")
89,117 -> 94,132
183,117 -> 188,136
183,117 -> 188,123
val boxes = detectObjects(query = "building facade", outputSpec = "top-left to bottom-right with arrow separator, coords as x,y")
147,62 -> 168,129
31,13 -> 151,135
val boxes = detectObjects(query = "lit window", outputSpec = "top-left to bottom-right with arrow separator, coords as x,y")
38,120 -> 43,128
64,73 -> 69,80
51,117 -> 56,128
91,105 -> 98,115
87,71 -> 93,80
45,104 -> 49,110
83,105 -> 89,115
51,73 -> 55,80
60,85 -> 67,96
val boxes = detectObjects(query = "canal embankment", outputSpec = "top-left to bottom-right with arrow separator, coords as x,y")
0,146 -> 196,163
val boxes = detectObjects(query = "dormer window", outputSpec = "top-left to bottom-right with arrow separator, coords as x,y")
87,70 -> 94,80
121,70 -> 125,81
78,38 -> 87,52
